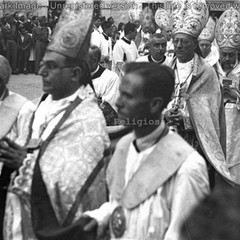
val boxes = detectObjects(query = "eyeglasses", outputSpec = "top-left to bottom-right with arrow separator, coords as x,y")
39,61 -> 74,71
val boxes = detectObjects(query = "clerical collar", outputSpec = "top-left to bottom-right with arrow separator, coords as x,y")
133,119 -> 168,152
102,32 -> 109,40
122,37 -> 131,45
148,55 -> 166,64
91,65 -> 106,80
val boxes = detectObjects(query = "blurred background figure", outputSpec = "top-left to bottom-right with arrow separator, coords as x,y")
155,8 -> 174,60
32,16 -> 49,74
16,26 -> 32,74
215,7 -> 240,184
88,45 -> 119,125
2,14 -> 18,74
181,186 -> 240,240
117,22 -> 125,39
198,16 -> 219,70
112,22 -> 138,77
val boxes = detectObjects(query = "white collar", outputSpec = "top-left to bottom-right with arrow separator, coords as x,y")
91,65 -> 99,76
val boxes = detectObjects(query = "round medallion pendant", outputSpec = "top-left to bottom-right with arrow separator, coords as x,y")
110,206 -> 126,238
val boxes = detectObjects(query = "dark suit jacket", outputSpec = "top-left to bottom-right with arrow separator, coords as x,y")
17,33 -> 32,51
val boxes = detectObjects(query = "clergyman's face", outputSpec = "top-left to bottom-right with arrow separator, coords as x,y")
38,51 -> 75,100
198,40 -> 212,58
150,37 -> 167,61
173,33 -> 196,63
116,72 -> 151,125
220,48 -> 238,73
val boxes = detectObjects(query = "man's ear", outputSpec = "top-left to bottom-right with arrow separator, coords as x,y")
150,97 -> 163,114
71,66 -> 82,82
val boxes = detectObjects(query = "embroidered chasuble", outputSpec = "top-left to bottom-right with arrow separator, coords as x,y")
169,54 -> 237,187
4,85 -> 110,240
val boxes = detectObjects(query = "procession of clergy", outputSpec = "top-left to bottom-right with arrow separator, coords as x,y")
1,0 -> 240,239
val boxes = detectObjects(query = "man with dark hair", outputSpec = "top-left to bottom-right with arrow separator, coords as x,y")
136,33 -> 171,65
107,16 -> 114,26
32,16 -> 49,74
181,186 -> 240,240
112,22 -> 138,76
88,45 -> 119,111
99,21 -> 113,69
1,14 -> 18,74
16,26 -> 32,74
1,2 -> 109,239
84,62 -> 209,240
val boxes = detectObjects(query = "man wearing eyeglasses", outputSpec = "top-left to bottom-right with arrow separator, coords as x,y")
164,0 -> 232,189
1,2 -> 110,240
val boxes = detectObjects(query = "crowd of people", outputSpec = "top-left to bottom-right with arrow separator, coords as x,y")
0,11 -> 58,75
1,0 -> 240,239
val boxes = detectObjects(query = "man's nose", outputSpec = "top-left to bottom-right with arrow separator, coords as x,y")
38,65 -> 48,77
175,40 -> 182,48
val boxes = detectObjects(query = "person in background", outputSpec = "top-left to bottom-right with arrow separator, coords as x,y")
107,16 -> 114,26
111,24 -> 119,48
32,16 -> 49,74
117,22 -> 125,39
154,8 -> 174,60
215,8 -> 240,184
25,15 -> 38,73
88,45 -> 120,112
136,33 -> 171,66
91,14 -> 102,48
0,55 -> 35,240
99,21 -> 113,70
16,26 -> 32,74
2,14 -> 18,74
112,22 -> 138,77
0,18 -> 6,56
198,16 -> 219,70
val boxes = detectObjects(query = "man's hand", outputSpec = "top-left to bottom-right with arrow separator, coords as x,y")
83,215 -> 107,238
164,109 -> 184,126
0,137 -> 27,169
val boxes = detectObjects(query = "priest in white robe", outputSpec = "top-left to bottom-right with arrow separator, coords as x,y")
136,33 -> 171,66
83,62 -> 210,240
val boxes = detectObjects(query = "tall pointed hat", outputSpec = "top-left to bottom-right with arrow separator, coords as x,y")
47,0 -> 94,60
155,8 -> 172,30
215,7 -> 240,51
171,0 -> 209,39
198,17 -> 216,42
129,3 -> 142,23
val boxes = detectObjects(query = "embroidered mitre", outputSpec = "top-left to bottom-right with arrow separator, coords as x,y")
198,17 -> 215,42
171,0 -> 209,38
215,7 -> 240,51
155,8 -> 172,30
47,0 -> 94,60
